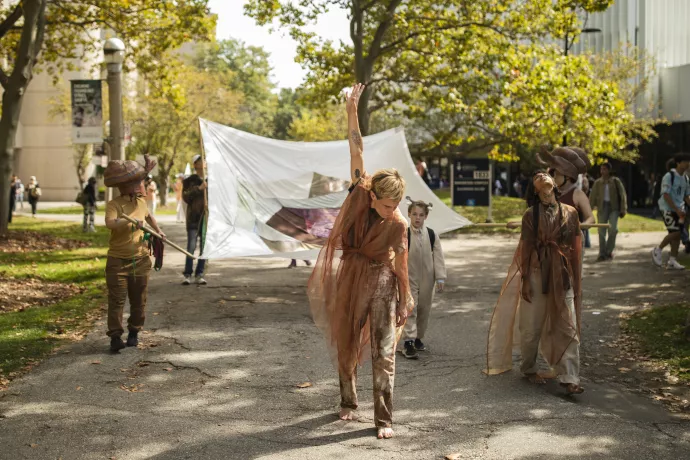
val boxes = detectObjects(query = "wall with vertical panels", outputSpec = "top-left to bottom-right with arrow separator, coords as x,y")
571,0 -> 690,122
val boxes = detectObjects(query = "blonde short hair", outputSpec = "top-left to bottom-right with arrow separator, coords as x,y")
370,168 -> 405,202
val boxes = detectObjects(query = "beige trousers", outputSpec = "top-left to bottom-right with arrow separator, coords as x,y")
519,271 -> 580,385
402,283 -> 434,341
339,266 -> 397,428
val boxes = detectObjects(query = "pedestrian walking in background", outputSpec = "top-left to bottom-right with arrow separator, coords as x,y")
14,177 -> 23,210
651,154 -> 690,270
8,175 -> 17,223
174,173 -> 186,223
590,162 -> 627,261
82,177 -> 97,233
288,259 -> 312,268
651,160 -> 674,220
182,155 -> 207,285
27,176 -> 41,217
581,173 -> 592,248
145,175 -> 158,217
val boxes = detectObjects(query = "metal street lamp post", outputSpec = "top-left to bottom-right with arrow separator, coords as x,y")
104,38 -> 125,200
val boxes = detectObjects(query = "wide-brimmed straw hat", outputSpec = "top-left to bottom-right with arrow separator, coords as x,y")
537,146 -> 589,180
104,155 -> 156,188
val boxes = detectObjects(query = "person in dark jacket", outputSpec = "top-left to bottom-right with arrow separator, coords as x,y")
182,155 -> 207,285
8,175 -> 17,223
83,177 -> 98,232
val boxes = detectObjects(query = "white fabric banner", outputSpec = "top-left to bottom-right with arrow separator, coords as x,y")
200,119 -> 471,259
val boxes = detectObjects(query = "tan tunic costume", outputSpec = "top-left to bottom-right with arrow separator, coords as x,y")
403,225 -> 446,341
308,174 -> 413,429
486,201 -> 582,384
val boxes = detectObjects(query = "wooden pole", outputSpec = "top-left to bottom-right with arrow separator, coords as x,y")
120,213 -> 196,259
472,222 -> 610,229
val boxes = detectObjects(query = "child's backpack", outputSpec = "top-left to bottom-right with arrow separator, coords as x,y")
407,227 -> 436,252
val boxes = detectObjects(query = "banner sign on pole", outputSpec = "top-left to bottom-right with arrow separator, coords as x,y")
452,158 -> 490,206
71,80 -> 103,144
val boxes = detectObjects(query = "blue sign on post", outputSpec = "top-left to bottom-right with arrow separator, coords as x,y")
452,159 -> 490,206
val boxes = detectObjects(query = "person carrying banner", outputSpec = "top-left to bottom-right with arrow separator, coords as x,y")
486,172 -> 584,395
400,198 -> 446,359
182,155 -> 207,285
308,83 -> 413,440
103,155 -> 165,352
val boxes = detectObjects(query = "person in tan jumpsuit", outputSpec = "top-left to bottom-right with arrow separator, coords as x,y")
400,199 -> 446,359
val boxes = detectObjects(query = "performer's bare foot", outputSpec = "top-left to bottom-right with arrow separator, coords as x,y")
377,427 -> 394,439
561,383 -> 585,395
339,408 -> 358,421
526,373 -> 546,384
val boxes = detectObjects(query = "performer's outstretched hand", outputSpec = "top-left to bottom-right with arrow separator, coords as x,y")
346,83 -> 365,114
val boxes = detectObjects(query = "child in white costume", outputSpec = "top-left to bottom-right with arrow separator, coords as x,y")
401,198 -> 447,359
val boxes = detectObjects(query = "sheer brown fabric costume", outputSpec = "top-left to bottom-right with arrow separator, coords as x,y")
486,201 -> 582,376
308,173 -> 414,426
309,173 -> 414,368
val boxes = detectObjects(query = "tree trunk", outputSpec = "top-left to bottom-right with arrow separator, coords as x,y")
0,0 -> 48,235
158,170 -> 170,207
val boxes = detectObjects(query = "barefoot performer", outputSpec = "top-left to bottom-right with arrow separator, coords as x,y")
308,84 -> 413,439
486,172 -> 585,395
103,156 -> 166,353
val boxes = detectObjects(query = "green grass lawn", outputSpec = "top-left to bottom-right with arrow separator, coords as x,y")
37,204 -> 177,216
0,218 -> 109,382
626,304 -> 690,382
433,189 -> 665,233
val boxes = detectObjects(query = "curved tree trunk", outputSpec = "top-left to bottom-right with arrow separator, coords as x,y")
157,170 -> 170,207
0,0 -> 48,235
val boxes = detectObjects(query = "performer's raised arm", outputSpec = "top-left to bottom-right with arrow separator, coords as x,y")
346,83 -> 366,184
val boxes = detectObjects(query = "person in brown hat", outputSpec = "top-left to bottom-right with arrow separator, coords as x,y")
486,172 -> 584,395
537,146 -> 595,229
103,155 -> 166,352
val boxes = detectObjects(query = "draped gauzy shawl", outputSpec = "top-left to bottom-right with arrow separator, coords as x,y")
308,174 -> 414,374
486,203 -> 582,375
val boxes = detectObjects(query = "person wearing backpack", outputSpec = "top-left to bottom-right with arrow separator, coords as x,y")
589,162 -> 627,261
400,198 -> 447,359
651,154 -> 690,270
27,176 -> 41,217
82,177 -> 97,232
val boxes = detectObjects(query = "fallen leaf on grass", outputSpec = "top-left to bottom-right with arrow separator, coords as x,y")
153,312 -> 160,316
618,367 -> 631,373
91,361 -> 101,365
164,368 -> 173,372
445,454 -> 461,460
76,386 -> 82,391
295,382 -> 312,388
30,443 -> 38,448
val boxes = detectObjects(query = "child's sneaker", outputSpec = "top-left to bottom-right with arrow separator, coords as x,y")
182,276 -> 192,285
402,340 -> 418,359
651,247 -> 663,267
414,338 -> 426,351
195,276 -> 207,285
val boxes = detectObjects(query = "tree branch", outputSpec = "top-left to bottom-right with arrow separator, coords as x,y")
0,3 -> 22,40
367,0 -> 402,62
379,21 -> 506,56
